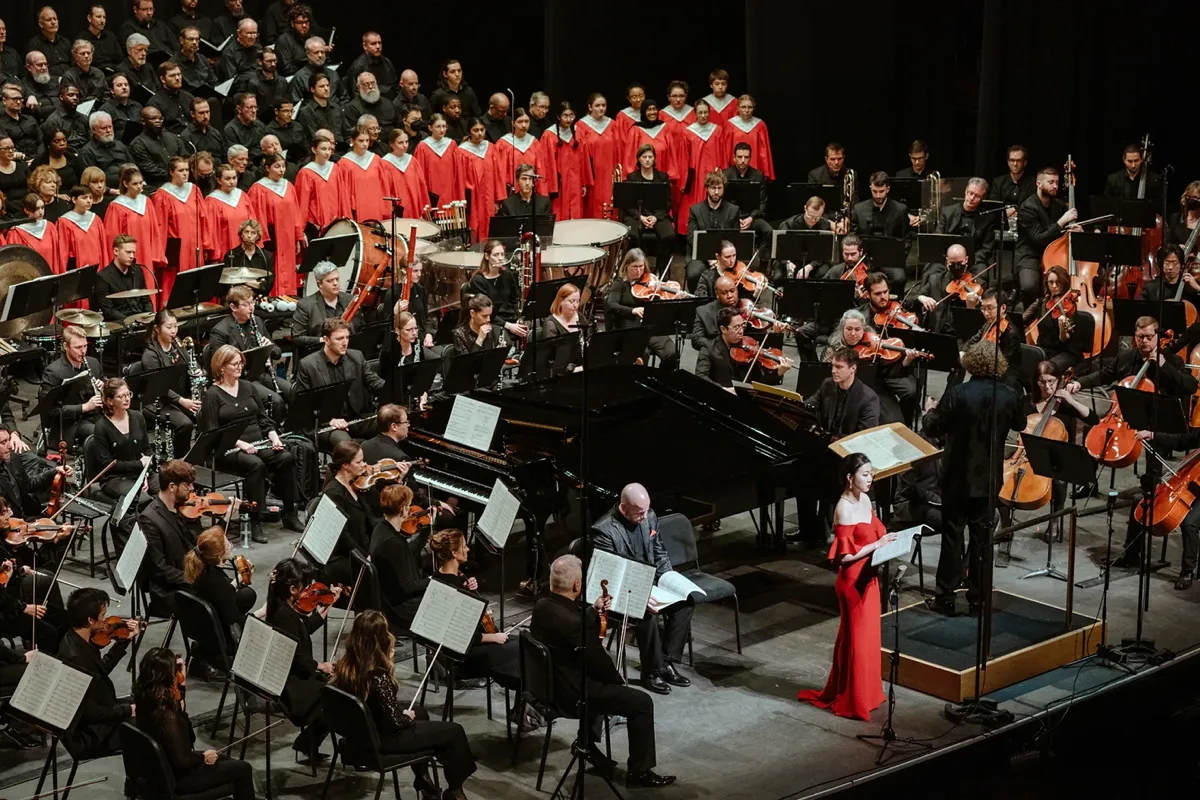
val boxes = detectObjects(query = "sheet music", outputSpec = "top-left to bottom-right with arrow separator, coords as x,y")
77,99 -> 96,117
840,427 -> 926,473
443,395 -> 501,452
113,463 -> 150,524
11,652 -> 91,731
649,571 -> 707,611
300,495 -> 346,566
409,579 -> 486,656
115,524 -> 147,592
585,550 -> 654,621
232,616 -> 295,697
871,524 -> 922,566
214,77 -> 234,96
476,479 -> 519,549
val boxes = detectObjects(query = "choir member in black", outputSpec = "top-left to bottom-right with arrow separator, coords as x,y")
291,261 -> 359,357
896,140 -> 933,179
531,554 -> 674,788
0,424 -> 68,520
496,161 -> 551,218
330,610 -> 477,799
691,274 -> 740,351
183,527 -> 257,661
429,529 -> 522,692
605,249 -> 679,371
0,135 -> 31,210
222,219 -> 272,291
451,294 -> 506,358
141,310 -> 199,458
429,58 -> 481,119
591,483 -> 693,696
539,282 -> 583,374
1165,180 -> 1200,247
320,441 -> 374,586
1022,266 -> 1091,373
849,172 -> 911,293
203,345 -> 301,541
922,342 -> 1024,616
95,234 -> 154,321
368,484 -> 428,631
914,244 -> 973,335
466,239 -> 528,340
209,285 -> 289,417
295,318 -> 386,447
134,647 -> 257,800
621,143 -> 676,268
805,347 -> 881,440
263,557 -> 340,760
93,378 -> 152,500
1103,143 -> 1161,200
831,301 -> 918,426
40,326 -> 104,448
32,129 -> 84,191
807,142 -> 853,200
59,587 -> 144,758
963,288 -> 1023,388
723,143 -> 773,240
989,144 -> 1034,218
684,171 -> 741,292
81,6 -> 123,72
936,177 -> 998,276
1015,166 -> 1079,308
138,459 -> 205,614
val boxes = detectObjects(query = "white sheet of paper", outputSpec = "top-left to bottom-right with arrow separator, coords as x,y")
113,463 -> 150,524
77,99 -> 96,117
214,77 -> 234,96
115,524 -> 147,592
476,479 -> 519,549
300,495 -> 346,566
232,616 -> 296,697
842,428 -> 927,473
649,570 -> 707,610
409,579 -> 486,656
871,524 -> 922,566
443,395 -> 500,452
586,550 -> 654,621
11,652 -> 91,731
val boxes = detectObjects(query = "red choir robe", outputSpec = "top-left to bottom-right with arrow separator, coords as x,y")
380,152 -> 431,222
624,122 -> 686,229
104,194 -> 166,295
413,136 -> 465,211
151,181 -> 205,308
615,107 -> 640,145
454,140 -> 501,244
8,220 -> 62,274
661,108 -> 698,230
679,121 -> 730,236
701,93 -> 739,124
660,104 -> 697,129
202,188 -> 253,262
492,133 -> 549,201
727,115 -> 775,181
56,210 -> 108,309
335,150 -> 391,224
248,177 -> 304,297
294,160 -> 348,236
578,115 -> 621,219
541,126 -> 593,222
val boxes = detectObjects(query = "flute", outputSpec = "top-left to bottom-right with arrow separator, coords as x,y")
223,414 -> 379,456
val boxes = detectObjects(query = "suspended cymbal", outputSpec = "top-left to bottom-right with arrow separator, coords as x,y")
106,288 -> 160,299
57,308 -> 104,326
0,245 -> 54,339
123,312 -> 156,327
220,267 -> 269,284
75,322 -> 125,338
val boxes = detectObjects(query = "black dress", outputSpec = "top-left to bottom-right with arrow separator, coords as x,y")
368,519 -> 428,631
466,270 -> 521,327
268,602 -> 327,723
201,380 -> 296,515
429,571 -> 520,690
539,315 -> 581,374
189,564 -> 256,659
92,411 -> 152,500
321,479 -> 375,587
137,707 -> 255,800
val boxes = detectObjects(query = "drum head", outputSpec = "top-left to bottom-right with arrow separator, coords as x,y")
552,219 -> 629,247
0,245 -> 54,339
431,251 -> 483,269
383,217 -> 440,240
541,246 -> 606,267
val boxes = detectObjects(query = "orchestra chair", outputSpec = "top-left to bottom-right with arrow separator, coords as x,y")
657,512 -> 742,664
318,684 -> 440,800
174,590 -> 236,737
348,548 -> 420,673
34,723 -> 121,800
119,721 -> 237,800
68,434 -> 116,579
513,630 -> 610,789
1018,343 -> 1045,390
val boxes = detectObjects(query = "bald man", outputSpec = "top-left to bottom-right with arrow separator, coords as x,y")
397,68 -> 431,118
915,243 -> 974,335
590,483 -> 694,696
484,92 -> 511,142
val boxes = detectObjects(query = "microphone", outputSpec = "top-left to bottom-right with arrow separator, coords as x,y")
525,173 -> 547,180
382,197 -> 403,201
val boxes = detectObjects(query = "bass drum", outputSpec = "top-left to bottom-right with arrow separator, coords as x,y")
552,219 -> 628,290
0,245 -> 54,340
427,251 -> 482,312
306,218 -> 393,297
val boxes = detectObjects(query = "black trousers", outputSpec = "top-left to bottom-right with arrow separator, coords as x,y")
632,602 -> 693,680
684,259 -> 707,294
379,713 -> 477,789
936,496 -> 994,605
175,757 -> 255,800
0,609 -> 58,656
319,418 -> 377,452
46,415 -> 97,449
584,680 -> 656,773
215,446 -> 296,513
255,376 -> 293,425
796,321 -> 831,362
881,373 -> 919,426
1016,257 -> 1043,309
100,476 -> 139,502
459,637 -> 521,691
629,220 -> 676,267
645,334 -> 679,371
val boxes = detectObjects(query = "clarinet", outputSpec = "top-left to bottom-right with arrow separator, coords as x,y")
250,316 -> 281,393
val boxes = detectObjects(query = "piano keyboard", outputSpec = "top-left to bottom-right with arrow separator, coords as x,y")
409,466 -> 491,506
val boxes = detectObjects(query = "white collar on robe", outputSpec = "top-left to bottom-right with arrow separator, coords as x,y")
640,123 -> 667,138
458,140 -> 489,158
341,149 -> 376,170
500,133 -> 535,153
686,121 -> 718,141
728,116 -> 762,133
17,219 -> 48,239
579,115 -> 612,135
419,136 -> 453,157
661,105 -> 694,122
158,181 -> 194,203
549,127 -> 573,143
207,187 -> 244,207
702,93 -> 735,112
383,152 -> 413,171
112,194 -> 148,215
619,107 -> 641,122
255,177 -> 289,198
61,210 -> 97,231
300,160 -> 335,180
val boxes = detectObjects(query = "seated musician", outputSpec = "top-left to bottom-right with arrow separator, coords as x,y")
690,275 -> 739,351
203,345 -> 302,542
963,288 -> 1023,389
805,347 -> 881,441
138,460 -> 206,615
776,195 -> 833,281
697,305 -> 791,393
835,297 -> 918,426
369,484 -> 429,632
291,261 -> 361,359
133,647 -> 257,800
0,499 -> 59,656
295,318 -> 386,448
39,326 -> 104,448
539,283 -> 583,375
684,170 -> 741,293
93,378 -> 152,500
936,177 -> 998,279
1022,265 -> 1092,373
377,256 -> 437,353
0,424 -> 70,521
321,441 -> 375,587
1166,182 -> 1200,247
94,234 -> 154,322
531,555 -> 675,789
723,142 -> 774,253
381,310 -> 436,379
914,244 -> 975,336
1015,166 -> 1078,309
183,527 -> 257,661
222,218 -> 273,294
686,238 -> 739,300
849,172 -> 911,293
496,162 -> 552,218
621,144 -> 676,269
452,294 -> 506,355
209,285 -> 291,417
466,239 -> 528,340
1134,420 -> 1200,589
795,235 -> 866,362
1067,315 -> 1196,401
1141,243 -> 1198,310
59,587 -> 144,759
807,142 -> 853,199
604,249 -> 680,371
591,483 -> 693,697
141,310 -> 200,458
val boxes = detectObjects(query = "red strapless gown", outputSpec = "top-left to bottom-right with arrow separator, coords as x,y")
798,516 -> 887,720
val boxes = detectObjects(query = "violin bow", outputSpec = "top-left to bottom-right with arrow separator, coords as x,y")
329,561 -> 368,662
408,641 -> 444,712
42,460 -> 115,518
215,718 -> 287,754
503,614 -> 532,635
18,776 -> 108,799
740,330 -> 773,385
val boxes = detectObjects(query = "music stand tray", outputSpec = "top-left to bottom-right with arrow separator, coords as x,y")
641,299 -> 703,334
786,183 -> 843,218
487,215 -> 555,241
893,329 -> 961,373
773,230 -> 837,263
125,363 -> 186,410
723,181 -> 762,216
284,379 -> 356,432
166,263 -> 226,311
442,348 -> 508,395
887,178 -> 923,210
778,279 -> 855,326
184,420 -> 249,489
1023,435 -> 1097,487
587,328 -> 651,368
612,182 -> 669,213
519,332 -> 577,380
1087,197 -> 1158,230
917,233 -> 973,263
692,230 -> 753,261
392,357 -> 443,404
1112,300 -> 1185,336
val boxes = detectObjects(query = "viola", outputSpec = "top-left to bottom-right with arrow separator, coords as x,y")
90,615 -> 143,647
999,370 -> 1073,510
481,606 -> 498,634
729,336 -> 792,372
1084,352 -> 1156,467
352,458 -> 425,491
724,260 -> 781,297
983,318 -> 1010,344
852,331 -> 934,364
737,299 -> 796,332
598,579 -> 611,640
178,491 -> 255,520
5,518 -> 73,546
295,581 -> 344,613
631,272 -> 692,301
45,438 -> 68,517
839,255 -> 869,297
231,554 -> 254,587
400,504 -> 433,535
872,300 -> 924,331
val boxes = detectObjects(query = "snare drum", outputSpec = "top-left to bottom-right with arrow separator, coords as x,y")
552,219 -> 629,289
427,251 -> 484,311
310,218 -> 394,296
23,324 -> 63,354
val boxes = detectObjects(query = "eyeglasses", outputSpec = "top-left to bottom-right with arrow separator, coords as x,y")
1134,333 -> 1157,340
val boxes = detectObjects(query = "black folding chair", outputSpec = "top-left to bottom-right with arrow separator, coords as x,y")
657,512 -> 742,664
120,721 -> 235,799
174,591 -> 236,736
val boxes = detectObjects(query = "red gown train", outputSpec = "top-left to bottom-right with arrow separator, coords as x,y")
413,136 -> 465,210
335,151 -> 391,224
151,182 -> 205,308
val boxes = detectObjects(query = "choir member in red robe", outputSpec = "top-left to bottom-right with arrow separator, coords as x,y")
151,156 -> 206,308
614,83 -> 646,144
295,134 -> 348,238
203,164 -> 254,262
727,94 -> 775,181
455,119 -> 501,244
623,101 -> 685,231
57,186 -> 109,273
661,80 -> 697,129
413,114 -> 465,211
701,68 -> 738,124
678,101 -> 729,236
82,166 -> 114,218
336,125 -> 391,224
104,166 -> 166,292
493,109 -> 548,205
541,102 -> 593,223
8,195 -> 62,273
381,129 -> 432,223
248,154 -> 306,297
578,93 -> 621,220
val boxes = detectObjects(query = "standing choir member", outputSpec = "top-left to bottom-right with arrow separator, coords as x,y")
661,80 -> 697,129
541,102 -> 592,222
701,68 -> 738,123
455,118 -> 500,245
294,134 -> 345,239
381,130 -> 430,223
335,124 -> 390,224
614,83 -> 645,141
248,153 -> 305,297
202,163 -> 253,261
413,114 -> 464,209
726,95 -> 774,181
56,186 -> 108,278
578,93 -> 620,219
622,100 -> 683,219
8,195 -> 62,273
151,156 -> 204,307
104,165 -> 165,282
678,100 -> 727,236
493,108 -> 548,202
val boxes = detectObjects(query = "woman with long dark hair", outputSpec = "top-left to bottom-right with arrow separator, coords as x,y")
320,440 -> 374,586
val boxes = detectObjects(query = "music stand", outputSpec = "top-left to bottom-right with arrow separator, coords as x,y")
773,230 -> 838,264
487,215 -> 555,241
29,373 -> 93,446
723,181 -> 763,216
518,332 -> 577,380
183,420 -> 248,491
433,308 -> 460,347
442,348 -> 508,395
691,230 -> 754,261
1112,300 -> 1186,337
1021,435 -> 1097,582
893,329 -> 961,373
166,263 -> 225,337
125,363 -> 186,412
587,328 -> 651,368
392,357 -> 442,405
612,182 -> 669,215
786,183 -> 843,218
779,280 -> 855,327
1071,232 -> 1143,268
950,307 -> 1022,340
1114,387 -> 1188,436
888,178 -> 923,211
300,233 -> 358,277
916,233 -> 973,263
349,320 -> 390,361
0,267 -> 98,328
792,362 -> 831,397
859,236 -> 909,271
524,275 -> 586,320
641,299 -> 702,335
1087,197 -> 1158,231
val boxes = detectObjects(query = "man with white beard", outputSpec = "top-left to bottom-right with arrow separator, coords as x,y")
79,111 -> 133,188
20,51 -> 60,122
346,72 -> 397,140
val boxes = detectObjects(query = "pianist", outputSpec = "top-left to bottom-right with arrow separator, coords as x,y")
361,403 -> 461,527
294,318 -> 386,451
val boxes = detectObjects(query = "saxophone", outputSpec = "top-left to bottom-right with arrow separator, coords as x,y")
181,337 -> 206,402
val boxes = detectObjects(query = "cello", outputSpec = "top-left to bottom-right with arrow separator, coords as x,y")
1083,346 -> 1161,468
1136,444 -> 1200,536
999,371 -> 1073,510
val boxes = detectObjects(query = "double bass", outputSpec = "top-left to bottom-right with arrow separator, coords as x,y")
999,372 -> 1073,510
1111,133 -> 1161,297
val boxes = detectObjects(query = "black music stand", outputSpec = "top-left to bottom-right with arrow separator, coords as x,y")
29,373 -> 94,447
1112,300 -> 1186,337
723,181 -> 763,216
893,329 -> 961,373
184,420 -> 248,492
586,328 -> 651,368
792,362 -> 831,397
1114,387 -> 1188,436
286,379 -> 355,494
392,357 -> 442,406
888,178 -> 923,211
349,320 -> 390,361
612,182 -> 669,215
1088,197 -> 1158,231
786,183 -> 843,218
950,308 -> 1023,341
859,236 -> 909,271
487,214 -> 555,240
0,266 -> 98,328
642,298 -> 701,335
1071,231 -> 1143,268
125,363 -> 186,412
299,233 -> 358,277
524,275 -> 586,320
518,332 -> 577,380
166,263 -> 225,337
772,230 -> 837,264
1021,435 -> 1096,582
442,348 -> 508,395
779,280 -> 855,327
916,233 -> 973,263
692,230 -> 753,261
239,343 -> 273,382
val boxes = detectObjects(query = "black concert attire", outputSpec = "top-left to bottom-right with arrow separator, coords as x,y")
222,116 -> 267,162
899,430 -> 945,552
357,433 -> 411,520
484,114 -> 512,143
696,336 -> 736,389
912,262 -> 963,336
849,316 -> 919,427
147,88 -> 196,134
290,291 -> 360,357
496,191 -> 552,219
0,564 -> 58,656
605,277 -> 679,371
530,592 -> 660,775
466,269 -> 521,331
964,321 -> 1024,389
130,129 -> 187,188
591,505 -> 694,683
937,202 -> 999,274
429,82 -> 482,119
41,106 -> 90,151
849,198 -> 910,293
208,312 -> 291,419
621,169 -> 675,267
1015,193 -> 1068,307
181,123 -> 227,162
1020,298 -> 1094,373
773,212 -> 833,283
989,172 -> 1035,209
140,339 -> 197,458
266,601 -> 327,750
0,159 -> 31,213
320,478 -> 374,588
95,260 -> 154,321
1018,394 -> 1100,520
450,323 -> 504,356
540,315 -> 582,374
722,165 -> 774,246
689,298 -> 737,352
683,199 -> 741,293
806,377 -> 881,438
175,51 -> 218,94
31,149 -> 84,191
188,561 -> 256,655
93,411 -> 151,500
79,136 -> 133,188
368,518 -> 428,631
1138,427 -> 1200,580
922,375 -> 1024,610
806,165 -> 853,201
39,354 -> 103,446
58,631 -> 134,758
224,244 -> 274,291
1103,169 -> 1161,201
430,571 -> 521,690
76,27 -> 123,72
137,706 -> 255,800
0,453 -> 58,520
294,348 -> 385,448
138,495 -> 201,615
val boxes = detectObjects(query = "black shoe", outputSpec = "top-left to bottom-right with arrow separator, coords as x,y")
626,770 -> 677,788
1110,553 -> 1140,569
642,674 -> 671,695
452,678 -> 487,690
251,522 -> 268,544
282,514 -> 304,533
967,602 -> 982,617
1071,482 -> 1098,501
925,596 -> 956,616
1175,573 -> 1194,591
413,771 -> 440,800
660,663 -> 690,687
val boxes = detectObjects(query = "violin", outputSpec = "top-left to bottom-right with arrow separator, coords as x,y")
729,336 -> 793,372
598,579 -> 611,640
295,581 -> 344,613
231,554 -> 254,587
872,300 -> 924,332
481,606 -> 498,634
178,491 -> 255,520
5,518 -> 73,546
90,615 -> 143,647
852,331 -> 934,363
983,318 -> 1010,344
0,560 -> 12,586
352,458 -> 425,491
631,271 -> 693,301
999,370 -> 1073,510
737,299 -> 796,332
45,438 -> 68,517
724,259 -> 781,297
400,503 -> 433,535
944,262 -> 996,302
1025,289 -> 1079,345
840,255 -> 869,297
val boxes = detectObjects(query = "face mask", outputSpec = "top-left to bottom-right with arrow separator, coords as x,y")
1186,197 -> 1200,211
